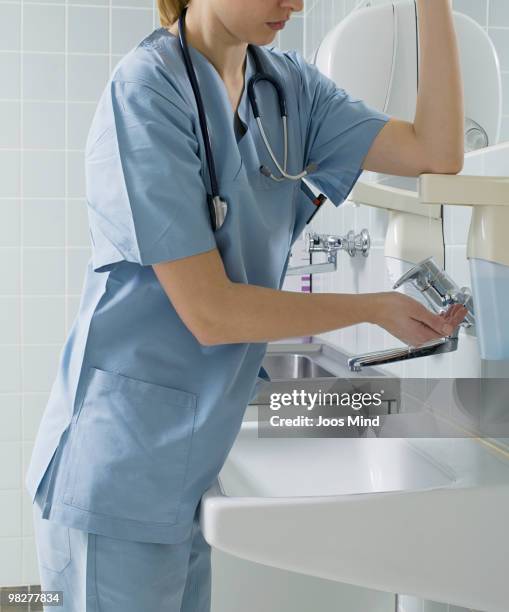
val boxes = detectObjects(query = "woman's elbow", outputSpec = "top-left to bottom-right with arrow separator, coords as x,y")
193,301 -> 233,346
432,152 -> 464,175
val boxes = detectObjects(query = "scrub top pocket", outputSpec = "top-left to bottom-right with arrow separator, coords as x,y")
62,367 -> 197,527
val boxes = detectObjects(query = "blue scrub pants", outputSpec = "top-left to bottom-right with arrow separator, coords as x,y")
32,463 -> 212,612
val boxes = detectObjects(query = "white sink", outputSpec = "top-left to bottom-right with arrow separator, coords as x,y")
201,419 -> 509,611
216,421 -> 455,498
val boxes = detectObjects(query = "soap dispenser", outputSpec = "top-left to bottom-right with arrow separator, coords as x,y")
420,168 -> 509,360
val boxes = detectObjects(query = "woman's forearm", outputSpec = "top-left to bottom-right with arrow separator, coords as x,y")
201,279 -> 463,347
204,282 -> 377,344
413,0 -> 464,169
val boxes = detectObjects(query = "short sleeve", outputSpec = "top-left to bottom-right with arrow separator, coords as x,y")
85,80 -> 217,273
284,50 -> 391,207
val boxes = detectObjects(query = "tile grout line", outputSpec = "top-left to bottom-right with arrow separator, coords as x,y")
0,1 -> 151,9
19,0 -> 25,594
65,0 -> 69,367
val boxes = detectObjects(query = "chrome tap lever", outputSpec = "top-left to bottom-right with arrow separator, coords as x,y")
392,256 -> 475,327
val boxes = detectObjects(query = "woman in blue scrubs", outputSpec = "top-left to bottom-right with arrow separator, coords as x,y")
27,0 -> 467,609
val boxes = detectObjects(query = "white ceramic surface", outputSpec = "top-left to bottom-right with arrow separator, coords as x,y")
201,421 -> 509,611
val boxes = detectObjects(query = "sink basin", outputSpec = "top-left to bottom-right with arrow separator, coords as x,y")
248,340 -> 391,409
201,342 -> 509,611
218,421 -> 455,498
261,353 -> 336,379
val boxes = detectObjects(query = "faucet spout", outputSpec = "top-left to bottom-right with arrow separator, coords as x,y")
348,335 -> 458,372
285,261 -> 336,276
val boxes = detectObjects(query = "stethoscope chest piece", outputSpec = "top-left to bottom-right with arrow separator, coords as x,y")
207,194 -> 228,231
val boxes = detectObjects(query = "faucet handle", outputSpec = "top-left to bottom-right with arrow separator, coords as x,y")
344,229 -> 370,257
305,232 -> 343,253
392,257 -> 476,325
305,229 -> 371,257
392,256 -> 439,291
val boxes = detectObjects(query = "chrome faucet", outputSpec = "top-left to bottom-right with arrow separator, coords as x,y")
286,229 -> 370,276
348,257 -> 476,372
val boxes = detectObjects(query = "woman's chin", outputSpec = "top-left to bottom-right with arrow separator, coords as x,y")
254,29 -> 278,45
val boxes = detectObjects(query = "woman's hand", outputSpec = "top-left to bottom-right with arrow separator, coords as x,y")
369,292 -> 468,347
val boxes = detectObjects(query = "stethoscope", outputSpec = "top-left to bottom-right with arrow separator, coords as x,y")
177,7 -> 321,231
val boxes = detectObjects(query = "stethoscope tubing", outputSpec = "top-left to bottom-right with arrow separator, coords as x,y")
177,8 -> 220,199
176,6 -> 320,230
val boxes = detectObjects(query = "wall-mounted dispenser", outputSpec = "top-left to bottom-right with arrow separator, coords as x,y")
314,0 -> 502,148
420,155 -> 509,360
311,0 -> 506,359
313,0 -> 502,270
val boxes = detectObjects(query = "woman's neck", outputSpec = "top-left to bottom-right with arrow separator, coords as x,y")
167,4 -> 247,86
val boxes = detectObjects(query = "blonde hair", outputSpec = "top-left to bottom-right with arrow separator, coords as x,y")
157,0 -> 189,27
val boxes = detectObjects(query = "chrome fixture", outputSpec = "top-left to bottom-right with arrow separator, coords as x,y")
393,257 -> 476,326
464,117 -> 489,153
348,257 -> 476,372
286,229 -> 370,276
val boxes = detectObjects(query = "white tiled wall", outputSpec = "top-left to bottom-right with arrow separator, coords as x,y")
0,0 -> 507,601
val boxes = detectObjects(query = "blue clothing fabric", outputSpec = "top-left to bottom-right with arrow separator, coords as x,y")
25,27 -> 390,544
33,452 -> 211,611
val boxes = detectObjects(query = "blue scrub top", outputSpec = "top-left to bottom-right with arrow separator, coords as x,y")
25,27 -> 390,544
